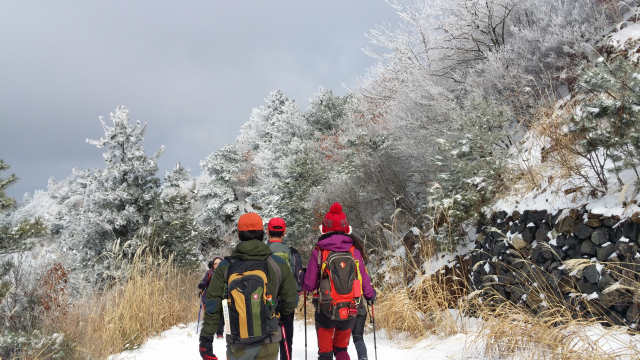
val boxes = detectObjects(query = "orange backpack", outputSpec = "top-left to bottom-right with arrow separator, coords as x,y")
315,246 -> 364,320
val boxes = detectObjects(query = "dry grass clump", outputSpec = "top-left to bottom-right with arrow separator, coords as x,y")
50,247 -> 199,359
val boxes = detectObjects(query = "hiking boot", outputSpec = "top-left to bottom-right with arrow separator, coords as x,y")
216,335 -> 224,340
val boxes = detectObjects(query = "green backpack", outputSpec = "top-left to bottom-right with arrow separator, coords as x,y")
223,256 -> 282,345
269,241 -> 296,277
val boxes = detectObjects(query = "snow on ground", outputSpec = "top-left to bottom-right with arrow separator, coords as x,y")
111,320 -> 482,360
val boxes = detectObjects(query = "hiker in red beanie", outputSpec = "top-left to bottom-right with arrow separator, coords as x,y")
300,203 -> 376,360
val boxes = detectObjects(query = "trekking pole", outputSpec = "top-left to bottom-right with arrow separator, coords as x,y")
303,292 -> 308,360
371,304 -> 378,360
281,323 -> 291,360
196,302 -> 203,333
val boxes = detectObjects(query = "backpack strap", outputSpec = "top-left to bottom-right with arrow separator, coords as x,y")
266,255 -> 282,300
223,257 -> 237,299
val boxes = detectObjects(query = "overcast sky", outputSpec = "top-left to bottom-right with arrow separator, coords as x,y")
0,1 -> 398,200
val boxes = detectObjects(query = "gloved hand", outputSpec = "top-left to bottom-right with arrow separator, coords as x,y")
366,289 -> 377,306
279,312 -> 293,325
297,268 -> 307,284
198,283 -> 206,290
199,336 -> 217,360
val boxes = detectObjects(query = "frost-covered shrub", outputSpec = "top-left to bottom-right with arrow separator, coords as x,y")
569,57 -> 640,195
0,330 -> 72,359
434,99 -> 520,221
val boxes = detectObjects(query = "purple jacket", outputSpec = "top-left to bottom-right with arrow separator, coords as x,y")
199,269 -> 213,304
301,233 -> 376,300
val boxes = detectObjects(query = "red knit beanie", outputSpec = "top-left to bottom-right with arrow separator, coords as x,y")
320,202 -> 350,234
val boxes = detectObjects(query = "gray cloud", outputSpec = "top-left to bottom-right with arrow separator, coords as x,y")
0,1 -> 397,199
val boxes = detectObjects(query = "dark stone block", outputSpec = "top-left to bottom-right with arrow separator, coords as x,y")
549,245 -> 566,261
536,223 -> 551,243
580,240 -> 597,256
512,221 -> 526,234
521,210 -> 531,225
583,264 -> 600,284
512,284 -> 528,300
602,217 -> 619,227
606,309 -> 626,326
480,251 -> 491,261
609,226 -> 623,243
497,211 -> 508,221
565,235 -> 581,248
597,244 -> 616,262
591,227 -> 610,245
598,271 -> 616,292
555,234 -> 567,248
531,248 -> 546,264
614,303 -> 629,315
512,210 -> 521,221
557,215 -> 579,233
492,242 -> 508,257
574,223 -> 594,239
585,219 -> 602,228
577,279 -> 598,294
550,210 -> 562,228
522,227 -> 536,244
622,220 -> 640,243
627,305 -> 640,323
534,210 -> 549,221
541,247 -> 554,261
566,247 -> 579,258
615,242 -> 638,261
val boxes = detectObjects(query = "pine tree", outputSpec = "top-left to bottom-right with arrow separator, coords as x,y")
0,160 -> 46,255
150,163 -> 200,268
0,160 -> 17,212
56,106 -> 164,270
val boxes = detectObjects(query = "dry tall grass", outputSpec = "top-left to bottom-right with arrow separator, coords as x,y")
48,248 -> 199,360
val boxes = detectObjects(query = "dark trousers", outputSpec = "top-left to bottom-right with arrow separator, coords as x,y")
216,318 -> 225,336
280,311 -> 294,360
351,311 -> 367,360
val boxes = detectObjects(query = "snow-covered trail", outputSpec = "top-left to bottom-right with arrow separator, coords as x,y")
111,320 -> 475,360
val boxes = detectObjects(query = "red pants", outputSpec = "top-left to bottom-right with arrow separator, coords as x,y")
315,311 -> 356,360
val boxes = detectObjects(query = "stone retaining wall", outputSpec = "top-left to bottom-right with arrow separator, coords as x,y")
471,208 -> 640,327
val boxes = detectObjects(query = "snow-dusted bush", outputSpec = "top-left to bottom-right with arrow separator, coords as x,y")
52,106 -> 165,280
568,57 -> 640,195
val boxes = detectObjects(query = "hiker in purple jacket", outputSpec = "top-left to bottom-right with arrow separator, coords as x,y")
198,257 -> 223,338
300,203 -> 376,360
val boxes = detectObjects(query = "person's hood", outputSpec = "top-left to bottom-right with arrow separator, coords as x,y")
316,232 -> 354,252
230,239 -> 272,260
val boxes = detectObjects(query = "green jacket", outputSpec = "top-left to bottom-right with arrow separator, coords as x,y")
201,239 -> 298,340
